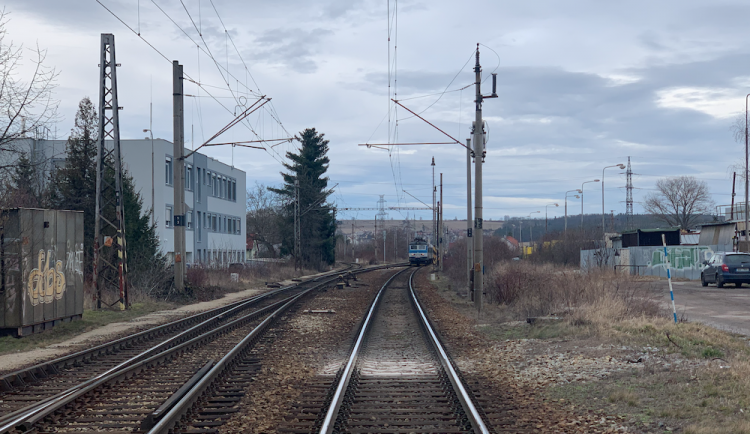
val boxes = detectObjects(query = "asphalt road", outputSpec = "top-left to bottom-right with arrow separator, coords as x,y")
656,280 -> 750,336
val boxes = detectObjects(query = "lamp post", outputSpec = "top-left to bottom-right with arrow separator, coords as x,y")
602,164 -> 625,235
143,127 -> 154,227
545,203 -> 558,233
526,211 -> 540,256
581,179 -> 600,230
565,190 -> 581,235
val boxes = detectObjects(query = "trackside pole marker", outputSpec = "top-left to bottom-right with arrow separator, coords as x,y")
662,234 -> 677,324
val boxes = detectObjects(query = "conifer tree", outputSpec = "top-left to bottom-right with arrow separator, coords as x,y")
49,97 -> 163,280
269,128 -> 336,269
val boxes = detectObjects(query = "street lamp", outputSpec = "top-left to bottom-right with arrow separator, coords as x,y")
545,203 -> 558,233
602,164 -> 626,235
565,190 -> 581,235
526,211 -> 541,255
143,128 -> 155,227
581,179 -> 600,230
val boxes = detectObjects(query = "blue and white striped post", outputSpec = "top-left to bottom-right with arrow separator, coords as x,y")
662,234 -> 678,324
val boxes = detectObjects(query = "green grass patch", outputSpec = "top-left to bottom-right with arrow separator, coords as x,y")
0,302 -> 174,356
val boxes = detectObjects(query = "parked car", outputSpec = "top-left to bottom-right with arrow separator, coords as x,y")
701,252 -> 750,288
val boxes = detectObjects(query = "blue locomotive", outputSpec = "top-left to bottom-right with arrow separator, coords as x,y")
408,237 -> 433,266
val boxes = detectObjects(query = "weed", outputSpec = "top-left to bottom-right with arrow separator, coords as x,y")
702,347 -> 725,359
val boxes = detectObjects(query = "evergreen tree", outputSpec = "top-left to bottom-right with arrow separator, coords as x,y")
48,98 -> 98,272
49,97 -> 163,280
3,152 -> 41,207
269,128 -> 336,269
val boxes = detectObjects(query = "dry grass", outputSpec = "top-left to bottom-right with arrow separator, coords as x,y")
487,262 -> 661,325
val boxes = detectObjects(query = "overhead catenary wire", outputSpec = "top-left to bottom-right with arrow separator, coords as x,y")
96,0 -> 292,166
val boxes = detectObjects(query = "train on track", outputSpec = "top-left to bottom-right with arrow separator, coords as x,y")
408,237 -> 434,266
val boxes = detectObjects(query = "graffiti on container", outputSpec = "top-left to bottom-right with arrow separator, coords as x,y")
27,250 -> 66,306
648,246 -> 713,270
65,241 -> 84,278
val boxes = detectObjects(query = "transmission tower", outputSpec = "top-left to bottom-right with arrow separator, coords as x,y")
93,33 -> 129,310
626,156 -> 634,229
376,195 -> 389,220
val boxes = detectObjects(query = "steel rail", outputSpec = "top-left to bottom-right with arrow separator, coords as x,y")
318,267 -> 410,434
1,293 -> 297,433
2,263 -> 389,434
147,263 -> 406,434
0,280 -> 310,427
0,263 -> 356,390
408,270 -> 491,434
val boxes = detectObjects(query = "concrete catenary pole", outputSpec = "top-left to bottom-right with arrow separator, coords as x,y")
439,173 -> 443,271
432,157 -> 436,256
466,138 -> 473,294
172,61 -> 185,291
473,46 -> 484,315
383,229 -> 386,263
745,94 -> 749,250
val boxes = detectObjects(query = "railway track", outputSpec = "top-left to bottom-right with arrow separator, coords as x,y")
279,267 -> 492,434
0,263 -> 402,434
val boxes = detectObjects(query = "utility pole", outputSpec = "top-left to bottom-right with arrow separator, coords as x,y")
383,229 -> 386,263
472,44 -> 498,315
439,173 -> 444,272
172,61 -> 186,292
374,215 -> 378,261
351,221 -> 355,261
294,179 -> 300,270
432,157 -> 436,254
466,138 -> 473,295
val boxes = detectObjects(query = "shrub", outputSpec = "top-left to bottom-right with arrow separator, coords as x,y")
487,262 -> 662,323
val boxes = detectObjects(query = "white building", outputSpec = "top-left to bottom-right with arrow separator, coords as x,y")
12,138 -> 246,266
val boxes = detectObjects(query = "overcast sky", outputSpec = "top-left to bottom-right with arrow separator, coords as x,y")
5,0 -> 748,221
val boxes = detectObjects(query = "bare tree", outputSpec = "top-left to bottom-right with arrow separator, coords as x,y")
0,10 -> 59,176
246,182 -> 283,257
643,176 -> 713,229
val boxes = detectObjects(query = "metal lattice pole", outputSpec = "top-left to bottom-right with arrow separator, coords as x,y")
94,33 -> 128,310
626,157 -> 634,230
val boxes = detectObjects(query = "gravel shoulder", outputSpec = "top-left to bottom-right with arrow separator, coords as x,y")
0,269 -> 339,373
419,273 -> 750,434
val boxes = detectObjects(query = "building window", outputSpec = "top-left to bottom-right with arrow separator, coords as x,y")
165,206 -> 173,228
186,165 -> 193,191
197,211 -> 201,242
232,180 -> 237,202
187,210 -> 192,229
165,157 -> 173,185
212,214 -> 217,231
213,174 -> 217,196
196,168 -> 201,202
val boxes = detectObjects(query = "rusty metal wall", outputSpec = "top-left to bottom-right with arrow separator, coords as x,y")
0,208 -> 84,335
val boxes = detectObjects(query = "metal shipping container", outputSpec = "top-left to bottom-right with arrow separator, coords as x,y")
0,208 -> 84,336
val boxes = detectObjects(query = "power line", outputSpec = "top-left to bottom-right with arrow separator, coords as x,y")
96,0 -> 292,166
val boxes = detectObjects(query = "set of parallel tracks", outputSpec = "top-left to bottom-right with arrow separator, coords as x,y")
0,263 -> 402,434
280,267 -> 493,434
0,264 -> 491,434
